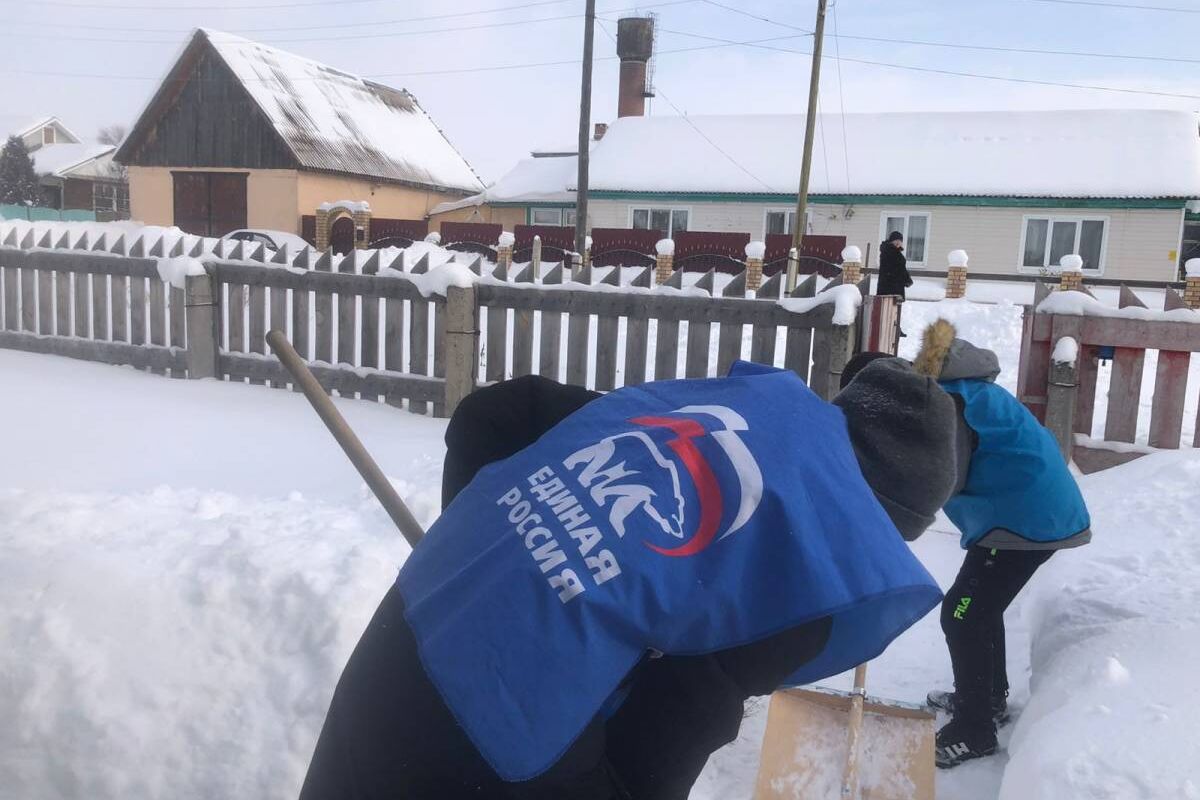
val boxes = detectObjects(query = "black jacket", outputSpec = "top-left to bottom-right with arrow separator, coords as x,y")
876,242 -> 913,298
300,376 -> 832,800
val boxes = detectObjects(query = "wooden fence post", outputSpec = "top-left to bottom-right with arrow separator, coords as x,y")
1045,338 -> 1079,461
184,270 -> 219,379
825,321 -> 855,401
442,285 -> 479,417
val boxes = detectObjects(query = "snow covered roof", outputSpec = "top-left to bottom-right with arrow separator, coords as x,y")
584,110 -> 1200,199
430,154 -> 577,215
31,143 -> 116,178
1,115 -> 81,146
196,30 -> 483,193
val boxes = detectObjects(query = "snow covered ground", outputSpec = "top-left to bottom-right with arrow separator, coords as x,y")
2,287 -> 1197,799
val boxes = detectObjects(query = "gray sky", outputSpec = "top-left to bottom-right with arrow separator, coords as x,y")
2,0 -> 1197,182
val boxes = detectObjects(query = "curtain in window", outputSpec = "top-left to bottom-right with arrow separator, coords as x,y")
1023,219 -> 1049,267
1079,220 -> 1104,270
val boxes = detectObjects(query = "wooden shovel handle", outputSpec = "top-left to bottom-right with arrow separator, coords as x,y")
840,663 -> 869,799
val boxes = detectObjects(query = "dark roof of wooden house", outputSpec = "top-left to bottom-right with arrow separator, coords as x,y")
117,29 -> 483,194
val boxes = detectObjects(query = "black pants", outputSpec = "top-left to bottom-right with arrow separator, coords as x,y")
940,546 -> 1053,730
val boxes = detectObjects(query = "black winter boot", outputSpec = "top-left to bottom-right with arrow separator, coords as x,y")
935,717 -> 998,768
927,690 -> 1010,726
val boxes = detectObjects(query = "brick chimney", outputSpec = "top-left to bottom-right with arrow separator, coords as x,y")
617,17 -> 654,118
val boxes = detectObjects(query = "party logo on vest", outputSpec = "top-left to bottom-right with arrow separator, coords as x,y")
563,405 -> 764,557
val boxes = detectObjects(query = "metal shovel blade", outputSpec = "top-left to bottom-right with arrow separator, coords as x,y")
754,687 -> 936,800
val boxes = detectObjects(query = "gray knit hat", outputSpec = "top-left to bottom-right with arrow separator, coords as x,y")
833,357 -> 958,541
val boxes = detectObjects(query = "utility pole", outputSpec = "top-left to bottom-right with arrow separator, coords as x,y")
574,0 -> 597,260
787,0 -> 828,292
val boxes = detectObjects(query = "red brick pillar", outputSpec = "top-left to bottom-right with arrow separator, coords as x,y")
1058,254 -> 1084,292
946,249 -> 969,299
655,238 -> 675,285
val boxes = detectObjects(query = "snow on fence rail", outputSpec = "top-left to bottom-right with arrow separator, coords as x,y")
0,240 -> 885,418
1018,278 -> 1200,471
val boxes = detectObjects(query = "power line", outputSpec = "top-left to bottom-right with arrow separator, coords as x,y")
5,0 -> 694,35
1026,0 -> 1200,11
16,0 -> 388,9
700,0 -> 1200,66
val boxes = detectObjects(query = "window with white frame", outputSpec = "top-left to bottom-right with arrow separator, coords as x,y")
631,207 -> 689,236
1020,216 -> 1106,271
880,213 -> 930,264
764,209 -> 813,237
529,207 -> 578,227
563,208 -> 576,226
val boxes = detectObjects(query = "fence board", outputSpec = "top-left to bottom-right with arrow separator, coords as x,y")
109,274 -> 127,342
716,271 -> 747,375
22,265 -> 37,333
809,326 -> 832,399
384,297 -> 406,407
169,284 -> 184,353
220,353 -> 443,404
360,294 -> 379,371
653,270 -> 684,380
1148,351 -> 1189,449
249,284 -> 267,384
292,289 -> 310,361
750,272 -> 782,366
594,267 -> 622,390
486,261 -> 509,383
434,300 -> 447,417
539,264 -> 564,381
684,270 -> 716,378
73,272 -> 88,338
566,265 -> 593,387
129,277 -> 146,345
228,283 -> 245,356
90,273 -> 107,340
1074,345 -> 1099,435
35,269 -> 52,335
409,297 -> 431,415
0,329 -> 183,371
3,260 -> 17,331
336,258 -> 356,366
314,256 -> 333,363
513,262 -> 536,378
55,270 -> 71,337
784,274 -> 818,382
270,287 -> 287,374
1104,347 -> 1145,443
150,278 -> 167,375
622,267 -> 654,387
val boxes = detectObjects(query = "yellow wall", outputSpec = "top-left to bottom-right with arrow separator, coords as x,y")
127,166 -> 300,232
427,204 -> 527,228
296,173 -> 469,221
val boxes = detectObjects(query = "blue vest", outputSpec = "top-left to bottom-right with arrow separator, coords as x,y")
397,362 -> 942,781
941,379 -> 1091,549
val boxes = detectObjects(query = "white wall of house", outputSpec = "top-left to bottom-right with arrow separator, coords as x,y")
585,198 -> 1184,282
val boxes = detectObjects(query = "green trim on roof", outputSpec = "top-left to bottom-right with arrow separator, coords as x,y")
1186,211 -> 1200,222
492,201 -> 575,209
585,191 -> 1188,209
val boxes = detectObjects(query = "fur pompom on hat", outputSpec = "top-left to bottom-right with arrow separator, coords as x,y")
913,319 -> 956,379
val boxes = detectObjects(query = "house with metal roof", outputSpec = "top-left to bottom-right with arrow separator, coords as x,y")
441,108 -> 1200,282
2,115 -> 127,220
116,29 -> 484,239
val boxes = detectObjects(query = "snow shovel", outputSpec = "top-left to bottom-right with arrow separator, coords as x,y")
753,663 -> 936,800
266,329 -> 425,547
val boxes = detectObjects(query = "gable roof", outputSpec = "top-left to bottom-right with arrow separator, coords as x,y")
430,154 -> 577,215
31,143 -> 115,177
1,115 -> 81,146
583,109 -> 1200,200
118,29 -> 483,194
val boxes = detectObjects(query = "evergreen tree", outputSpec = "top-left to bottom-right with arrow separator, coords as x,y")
0,136 -> 42,206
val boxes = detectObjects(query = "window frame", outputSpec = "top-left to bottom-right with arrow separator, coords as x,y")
529,207 -> 565,226
762,207 -> 813,239
1017,214 -> 1109,274
628,205 -> 691,237
878,211 -> 932,266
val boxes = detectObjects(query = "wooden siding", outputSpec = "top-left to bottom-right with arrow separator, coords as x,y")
120,41 -> 297,170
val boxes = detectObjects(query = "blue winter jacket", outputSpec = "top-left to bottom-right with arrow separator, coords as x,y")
936,340 -> 1091,550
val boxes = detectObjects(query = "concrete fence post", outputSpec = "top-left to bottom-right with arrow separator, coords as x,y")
745,240 -> 765,291
531,235 -> 542,277
946,249 -> 969,299
582,235 -> 592,272
184,270 -> 220,379
442,284 -> 479,417
825,322 -> 855,402
1045,336 -> 1079,461
1058,254 -> 1084,292
655,238 -> 675,284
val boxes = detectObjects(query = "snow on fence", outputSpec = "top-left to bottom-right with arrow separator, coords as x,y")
0,227 -> 894,418
1018,276 -> 1200,471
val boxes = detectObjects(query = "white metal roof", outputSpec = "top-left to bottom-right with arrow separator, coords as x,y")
202,29 -> 484,193
582,109 -> 1200,199
430,154 -> 577,215
31,143 -> 115,178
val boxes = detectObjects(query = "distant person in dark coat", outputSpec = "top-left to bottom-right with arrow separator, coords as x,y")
876,230 -> 913,299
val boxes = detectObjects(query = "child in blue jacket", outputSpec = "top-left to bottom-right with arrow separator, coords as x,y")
911,319 -> 1091,767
